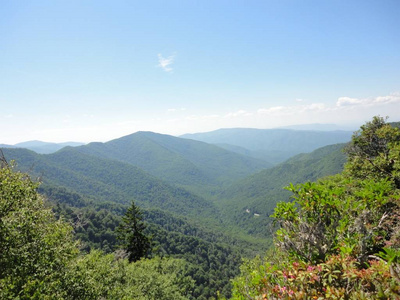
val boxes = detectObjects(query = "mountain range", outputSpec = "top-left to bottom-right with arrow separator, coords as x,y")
181,128 -> 353,164
1,129 -> 350,237
0,140 -> 85,154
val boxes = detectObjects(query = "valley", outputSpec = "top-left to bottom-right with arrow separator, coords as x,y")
1,127 -> 352,299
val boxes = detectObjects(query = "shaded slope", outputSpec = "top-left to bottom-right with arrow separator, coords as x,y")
217,143 -> 348,236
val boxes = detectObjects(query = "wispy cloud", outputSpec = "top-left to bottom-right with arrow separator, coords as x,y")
157,53 -> 175,73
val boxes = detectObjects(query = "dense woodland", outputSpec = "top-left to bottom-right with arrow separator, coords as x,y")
1,117 -> 399,299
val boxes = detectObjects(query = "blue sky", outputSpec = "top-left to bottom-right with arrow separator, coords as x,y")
1,0 -> 400,144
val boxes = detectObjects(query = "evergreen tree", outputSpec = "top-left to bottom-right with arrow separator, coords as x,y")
117,201 -> 151,262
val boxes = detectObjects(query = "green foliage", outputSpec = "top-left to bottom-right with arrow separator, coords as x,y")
277,176 -> 399,265
233,252 -> 400,299
345,115 -> 400,187
0,162 -> 79,298
117,201 -> 152,262
232,117 -> 400,299
65,251 -> 194,300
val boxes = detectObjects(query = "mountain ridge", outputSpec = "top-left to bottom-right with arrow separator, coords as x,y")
72,131 -> 271,195
181,128 -> 353,164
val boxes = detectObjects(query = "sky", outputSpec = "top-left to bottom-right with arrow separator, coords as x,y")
1,0 -> 400,144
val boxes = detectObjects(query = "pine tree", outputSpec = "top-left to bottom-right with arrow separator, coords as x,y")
117,201 -> 151,262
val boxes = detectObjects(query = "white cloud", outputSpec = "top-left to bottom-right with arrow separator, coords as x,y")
336,93 -> 400,107
336,97 -> 363,107
373,93 -> 400,104
157,53 -> 175,72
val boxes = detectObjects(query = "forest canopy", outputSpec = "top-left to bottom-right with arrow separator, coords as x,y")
0,159 -> 194,299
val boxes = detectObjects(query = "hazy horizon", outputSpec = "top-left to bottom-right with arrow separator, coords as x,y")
2,122 -> 361,145
2,1 -> 399,144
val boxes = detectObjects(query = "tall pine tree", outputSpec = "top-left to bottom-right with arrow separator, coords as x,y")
117,201 -> 151,262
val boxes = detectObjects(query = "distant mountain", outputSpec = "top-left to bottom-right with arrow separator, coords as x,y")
1,140 -> 85,154
217,143 -> 348,236
278,123 -> 358,131
0,144 -> 14,148
73,131 -> 271,195
181,128 -> 353,164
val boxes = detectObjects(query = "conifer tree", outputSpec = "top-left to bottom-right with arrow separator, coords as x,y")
117,201 -> 151,262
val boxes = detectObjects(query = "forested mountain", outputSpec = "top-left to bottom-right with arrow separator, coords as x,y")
1,147 -> 218,221
1,140 -> 85,154
1,139 -> 348,240
181,128 -> 352,164
217,143 -> 348,236
71,131 -> 271,195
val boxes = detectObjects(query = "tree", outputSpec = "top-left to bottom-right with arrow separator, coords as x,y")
345,115 -> 400,187
0,160 -> 79,298
117,201 -> 151,262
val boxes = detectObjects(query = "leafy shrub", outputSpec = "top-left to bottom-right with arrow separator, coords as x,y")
232,117 -> 400,299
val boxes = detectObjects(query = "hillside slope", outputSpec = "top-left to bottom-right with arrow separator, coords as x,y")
73,131 -> 271,195
217,143 -> 348,236
2,147 -> 219,221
